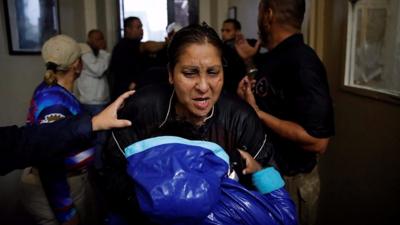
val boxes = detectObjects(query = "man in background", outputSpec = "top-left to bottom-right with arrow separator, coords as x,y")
109,17 -> 166,98
221,19 -> 259,94
109,17 -> 143,100
75,29 -> 110,116
236,0 -> 335,224
75,29 -> 111,169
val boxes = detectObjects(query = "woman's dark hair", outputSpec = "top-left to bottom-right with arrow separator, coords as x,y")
167,23 -> 224,72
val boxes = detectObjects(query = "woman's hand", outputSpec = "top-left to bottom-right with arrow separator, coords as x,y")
238,149 -> 262,175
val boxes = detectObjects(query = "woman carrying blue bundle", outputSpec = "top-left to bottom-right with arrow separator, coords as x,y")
102,23 -> 296,225
123,136 -> 296,225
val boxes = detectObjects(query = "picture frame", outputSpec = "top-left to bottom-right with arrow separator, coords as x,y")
3,0 -> 60,55
228,6 -> 237,19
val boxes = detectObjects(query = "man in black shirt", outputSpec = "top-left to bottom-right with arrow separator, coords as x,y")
109,17 -> 143,100
221,19 -> 260,95
235,0 -> 335,224
109,17 -> 167,98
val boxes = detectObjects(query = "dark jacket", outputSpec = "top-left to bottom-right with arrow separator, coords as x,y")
102,83 -> 276,223
0,114 -> 93,175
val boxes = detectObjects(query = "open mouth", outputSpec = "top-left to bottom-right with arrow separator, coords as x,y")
193,97 -> 210,109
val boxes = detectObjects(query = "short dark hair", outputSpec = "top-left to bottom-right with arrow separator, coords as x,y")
124,16 -> 141,29
87,29 -> 102,38
167,23 -> 224,72
261,0 -> 305,30
223,19 -> 241,31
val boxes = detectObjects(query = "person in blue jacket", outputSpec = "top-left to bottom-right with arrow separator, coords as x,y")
0,90 -> 134,176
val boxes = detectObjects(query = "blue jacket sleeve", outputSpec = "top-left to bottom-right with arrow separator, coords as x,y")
0,114 -> 93,175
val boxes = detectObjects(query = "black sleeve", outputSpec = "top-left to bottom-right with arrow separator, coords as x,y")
294,64 -> 335,138
0,114 -> 93,175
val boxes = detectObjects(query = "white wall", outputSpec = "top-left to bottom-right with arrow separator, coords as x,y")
99,0 -> 119,51
200,0 -> 259,39
199,0 -> 211,25
228,0 -> 259,39
199,0 -> 228,34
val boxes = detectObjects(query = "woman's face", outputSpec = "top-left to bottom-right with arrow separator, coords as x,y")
169,43 -> 223,125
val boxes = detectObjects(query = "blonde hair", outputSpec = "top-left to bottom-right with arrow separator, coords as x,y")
44,70 -> 58,85
43,62 -> 68,85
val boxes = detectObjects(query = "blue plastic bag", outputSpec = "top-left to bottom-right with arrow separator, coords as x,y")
202,178 -> 297,225
124,136 -> 297,225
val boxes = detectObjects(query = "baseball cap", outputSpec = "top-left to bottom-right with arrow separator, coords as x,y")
42,34 -> 81,71
78,43 -> 92,55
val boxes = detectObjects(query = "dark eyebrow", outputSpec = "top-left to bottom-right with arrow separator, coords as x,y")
181,65 -> 222,70
181,66 -> 199,70
207,65 -> 222,70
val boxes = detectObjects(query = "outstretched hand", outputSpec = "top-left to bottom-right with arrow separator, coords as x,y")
238,149 -> 262,175
91,90 -> 135,131
234,32 -> 261,60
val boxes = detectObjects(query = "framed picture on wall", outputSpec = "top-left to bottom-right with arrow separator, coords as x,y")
3,0 -> 60,55
228,6 -> 237,19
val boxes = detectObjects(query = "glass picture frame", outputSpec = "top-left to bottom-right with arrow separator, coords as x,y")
3,0 -> 60,55
228,6 -> 237,19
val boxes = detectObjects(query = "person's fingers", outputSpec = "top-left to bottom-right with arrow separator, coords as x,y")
238,149 -> 262,174
118,90 -> 135,103
245,83 -> 253,94
238,149 -> 251,174
238,78 -> 245,89
113,119 -> 132,128
255,39 -> 262,50
235,32 -> 245,44
128,82 -> 136,90
112,90 -> 135,109
237,77 -> 248,98
238,149 -> 248,158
